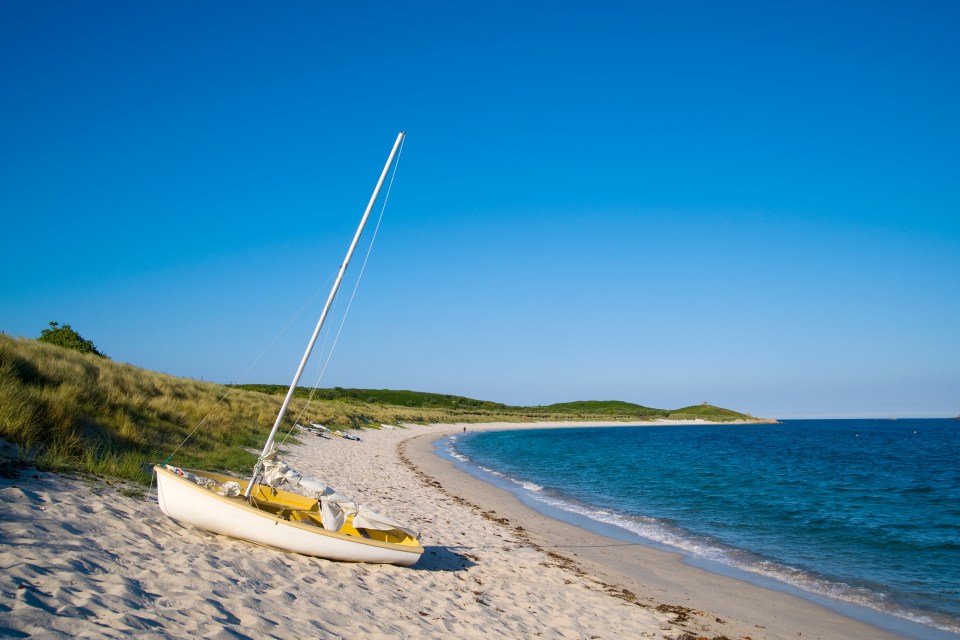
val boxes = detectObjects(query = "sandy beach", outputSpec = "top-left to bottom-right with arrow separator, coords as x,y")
0,421 -> 907,639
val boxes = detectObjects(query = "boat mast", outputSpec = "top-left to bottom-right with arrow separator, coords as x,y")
244,131 -> 405,498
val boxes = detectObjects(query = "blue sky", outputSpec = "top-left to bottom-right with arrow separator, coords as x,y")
2,1 -> 957,418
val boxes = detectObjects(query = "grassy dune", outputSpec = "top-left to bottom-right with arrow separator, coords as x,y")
0,333 -> 759,483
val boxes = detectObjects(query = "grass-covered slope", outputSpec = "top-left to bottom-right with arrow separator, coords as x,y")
237,385 -> 511,412
239,386 -> 755,422
1,333 -> 761,483
0,334 -> 281,482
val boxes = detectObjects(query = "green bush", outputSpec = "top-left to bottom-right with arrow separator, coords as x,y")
38,322 -> 107,358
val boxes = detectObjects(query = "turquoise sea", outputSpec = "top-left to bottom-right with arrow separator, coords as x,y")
443,419 -> 960,638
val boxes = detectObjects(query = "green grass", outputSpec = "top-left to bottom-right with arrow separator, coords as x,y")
1,333 -> 760,484
238,386 -> 755,422
1,334 -> 290,483
534,400 -> 668,418
237,385 -> 512,411
667,403 -> 753,420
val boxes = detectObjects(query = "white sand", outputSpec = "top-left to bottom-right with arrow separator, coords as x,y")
0,422 -> 905,639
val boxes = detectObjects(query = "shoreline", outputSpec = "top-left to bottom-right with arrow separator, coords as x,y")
402,421 -> 917,640
0,420 -> 949,639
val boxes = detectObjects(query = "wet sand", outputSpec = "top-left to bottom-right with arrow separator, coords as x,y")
403,422 -> 907,640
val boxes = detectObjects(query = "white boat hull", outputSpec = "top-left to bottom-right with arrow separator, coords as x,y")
154,466 -> 423,566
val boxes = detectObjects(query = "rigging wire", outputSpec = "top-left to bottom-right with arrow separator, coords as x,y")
280,136 -> 406,443
163,136 -> 406,463
160,259 -> 341,463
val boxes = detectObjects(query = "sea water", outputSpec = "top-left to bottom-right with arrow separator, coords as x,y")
443,419 -> 960,637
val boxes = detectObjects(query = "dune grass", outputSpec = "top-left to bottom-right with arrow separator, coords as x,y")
0,334 -> 284,482
0,332 -> 760,484
0,334 -> 525,483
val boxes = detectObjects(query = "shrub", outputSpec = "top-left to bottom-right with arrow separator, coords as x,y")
37,322 -> 107,358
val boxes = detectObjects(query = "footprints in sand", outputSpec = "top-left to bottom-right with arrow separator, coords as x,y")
2,429 -> 687,639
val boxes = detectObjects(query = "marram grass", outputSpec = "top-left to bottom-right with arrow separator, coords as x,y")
0,333 -> 511,483
0,332 -> 757,484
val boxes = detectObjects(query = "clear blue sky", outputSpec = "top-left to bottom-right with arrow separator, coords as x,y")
2,1 -> 957,419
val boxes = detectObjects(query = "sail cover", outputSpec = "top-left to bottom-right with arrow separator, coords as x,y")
168,466 -> 241,497
259,450 -> 416,536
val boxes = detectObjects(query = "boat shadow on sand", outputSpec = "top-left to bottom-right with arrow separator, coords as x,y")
410,545 -> 478,572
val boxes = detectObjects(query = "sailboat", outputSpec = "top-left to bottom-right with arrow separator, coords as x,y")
154,133 -> 424,566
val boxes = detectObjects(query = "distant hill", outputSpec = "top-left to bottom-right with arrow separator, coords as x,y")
236,386 -> 756,422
